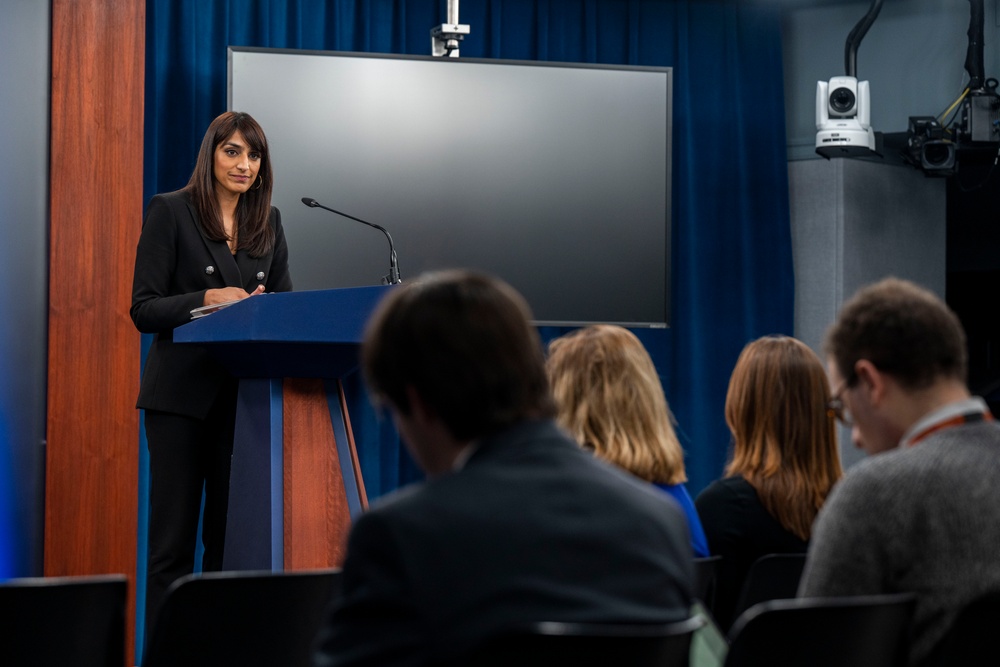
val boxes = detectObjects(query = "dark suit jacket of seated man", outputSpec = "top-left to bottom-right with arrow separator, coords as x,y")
312,270 -> 694,667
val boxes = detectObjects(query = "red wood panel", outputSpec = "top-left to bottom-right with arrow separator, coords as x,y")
283,378 -> 352,569
47,0 -> 144,661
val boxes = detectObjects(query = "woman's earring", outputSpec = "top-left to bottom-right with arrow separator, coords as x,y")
253,176 -> 263,190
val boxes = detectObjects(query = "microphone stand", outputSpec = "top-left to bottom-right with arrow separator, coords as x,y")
302,197 -> 402,285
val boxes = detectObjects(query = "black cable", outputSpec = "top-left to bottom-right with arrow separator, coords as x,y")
844,0 -> 884,77
966,0 -> 985,90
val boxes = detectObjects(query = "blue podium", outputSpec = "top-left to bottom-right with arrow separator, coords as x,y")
174,285 -> 394,571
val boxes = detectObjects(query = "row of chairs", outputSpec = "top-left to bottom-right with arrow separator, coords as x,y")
464,593 -> 916,667
0,569 -> 341,667
463,553 -> 989,666
693,552 -> 1000,667
1,566 -> 996,666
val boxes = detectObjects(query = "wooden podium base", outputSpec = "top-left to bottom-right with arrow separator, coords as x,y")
223,377 -> 367,571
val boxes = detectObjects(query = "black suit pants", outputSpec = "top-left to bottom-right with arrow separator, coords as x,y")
143,380 -> 237,637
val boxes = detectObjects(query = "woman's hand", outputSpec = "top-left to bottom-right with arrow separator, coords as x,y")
203,284 -> 266,306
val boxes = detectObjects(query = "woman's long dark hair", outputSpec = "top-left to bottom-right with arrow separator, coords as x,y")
184,111 -> 275,257
724,336 -> 843,541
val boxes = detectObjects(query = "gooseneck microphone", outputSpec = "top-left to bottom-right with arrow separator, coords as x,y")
302,197 -> 402,285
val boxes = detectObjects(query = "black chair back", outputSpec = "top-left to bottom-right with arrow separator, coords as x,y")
693,555 -> 723,618
141,568 -> 341,667
460,616 -> 705,667
0,574 -> 127,667
732,553 -> 806,621
935,589 -> 1000,666
725,593 -> 916,667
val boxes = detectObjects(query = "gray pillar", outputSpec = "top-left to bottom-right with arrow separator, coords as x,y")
789,158 -> 946,467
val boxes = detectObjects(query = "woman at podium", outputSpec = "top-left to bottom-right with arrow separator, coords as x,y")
130,111 -> 292,635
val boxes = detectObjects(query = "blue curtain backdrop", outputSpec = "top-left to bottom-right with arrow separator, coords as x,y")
141,0 -> 793,588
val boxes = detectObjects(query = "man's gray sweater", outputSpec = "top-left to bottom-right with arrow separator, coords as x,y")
800,420 -> 1000,666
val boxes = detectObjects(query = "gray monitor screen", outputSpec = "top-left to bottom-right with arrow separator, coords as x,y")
230,48 -> 671,327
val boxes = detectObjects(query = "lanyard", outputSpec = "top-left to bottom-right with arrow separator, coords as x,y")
906,411 -> 994,446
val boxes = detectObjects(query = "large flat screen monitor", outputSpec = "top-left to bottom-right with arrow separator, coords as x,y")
230,48 -> 671,327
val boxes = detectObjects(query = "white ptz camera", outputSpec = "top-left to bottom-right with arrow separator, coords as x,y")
826,76 -> 862,118
816,76 -> 877,157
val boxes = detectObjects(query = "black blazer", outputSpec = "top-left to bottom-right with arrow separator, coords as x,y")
313,419 -> 694,667
131,189 -> 292,419
694,475 -> 808,630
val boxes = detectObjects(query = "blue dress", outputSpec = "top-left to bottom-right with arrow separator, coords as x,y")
655,482 -> 710,557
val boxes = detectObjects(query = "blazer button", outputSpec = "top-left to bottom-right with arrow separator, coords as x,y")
256,271 -> 265,280
205,266 -> 215,275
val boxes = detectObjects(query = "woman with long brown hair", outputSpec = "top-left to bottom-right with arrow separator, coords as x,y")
131,111 -> 292,635
695,335 -> 842,629
547,324 -> 709,556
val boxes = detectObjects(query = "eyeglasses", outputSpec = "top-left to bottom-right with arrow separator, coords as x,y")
827,379 -> 853,427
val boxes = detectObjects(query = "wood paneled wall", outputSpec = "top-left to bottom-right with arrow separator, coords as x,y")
47,0 -> 144,660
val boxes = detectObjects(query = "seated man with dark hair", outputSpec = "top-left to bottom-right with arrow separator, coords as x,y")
800,277 -> 1000,667
313,270 -> 693,667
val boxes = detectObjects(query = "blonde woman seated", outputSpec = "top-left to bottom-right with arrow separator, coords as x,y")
694,335 -> 843,630
546,325 -> 709,557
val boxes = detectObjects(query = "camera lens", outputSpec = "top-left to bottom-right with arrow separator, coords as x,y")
922,142 -> 953,167
830,87 -> 856,114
